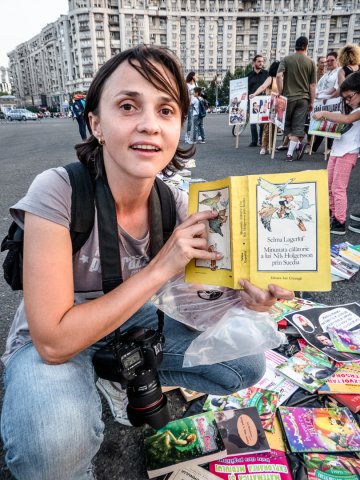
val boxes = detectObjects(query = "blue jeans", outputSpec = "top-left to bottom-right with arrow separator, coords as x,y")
75,114 -> 87,141
186,107 -> 193,136
192,115 -> 205,142
1,303 -> 265,479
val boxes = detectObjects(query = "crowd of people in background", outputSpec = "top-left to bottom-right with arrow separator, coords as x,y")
183,40 -> 360,238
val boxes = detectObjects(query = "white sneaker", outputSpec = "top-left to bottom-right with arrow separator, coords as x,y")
259,148 -> 267,155
96,378 -> 132,426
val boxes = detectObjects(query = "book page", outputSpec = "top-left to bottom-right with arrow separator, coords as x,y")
248,170 -> 331,291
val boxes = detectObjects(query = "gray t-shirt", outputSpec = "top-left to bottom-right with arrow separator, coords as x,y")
2,167 -> 188,365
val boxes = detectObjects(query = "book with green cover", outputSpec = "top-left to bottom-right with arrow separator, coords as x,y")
144,411 -> 227,479
304,453 -> 360,480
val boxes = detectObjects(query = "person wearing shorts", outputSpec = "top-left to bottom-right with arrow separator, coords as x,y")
276,36 -> 316,162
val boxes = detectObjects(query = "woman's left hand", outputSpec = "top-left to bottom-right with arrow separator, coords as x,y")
239,279 -> 294,312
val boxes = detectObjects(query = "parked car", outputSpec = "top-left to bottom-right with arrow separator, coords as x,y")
6,109 -> 38,121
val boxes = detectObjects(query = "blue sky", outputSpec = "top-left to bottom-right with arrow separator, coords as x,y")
0,0 -> 68,67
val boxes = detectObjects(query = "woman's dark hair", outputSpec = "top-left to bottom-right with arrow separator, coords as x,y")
268,60 -> 280,78
186,71 -> 196,83
340,71 -> 360,113
75,45 -> 194,176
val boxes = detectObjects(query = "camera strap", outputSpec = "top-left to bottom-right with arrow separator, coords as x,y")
94,172 -> 166,333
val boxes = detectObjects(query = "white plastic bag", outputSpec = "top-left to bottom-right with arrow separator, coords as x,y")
152,274 -> 287,367
183,307 -> 287,367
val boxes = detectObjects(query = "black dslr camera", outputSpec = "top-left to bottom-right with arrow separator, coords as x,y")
93,310 -> 170,430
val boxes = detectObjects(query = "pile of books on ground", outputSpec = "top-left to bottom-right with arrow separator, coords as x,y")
331,241 -> 360,282
157,158 -> 207,194
144,301 -> 360,479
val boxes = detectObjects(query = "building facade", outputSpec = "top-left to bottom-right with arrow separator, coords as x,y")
7,0 -> 360,107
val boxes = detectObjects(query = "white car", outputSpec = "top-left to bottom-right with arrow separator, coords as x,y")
7,109 -> 38,121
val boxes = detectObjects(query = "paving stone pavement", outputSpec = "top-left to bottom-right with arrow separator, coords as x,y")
1,115 -> 360,479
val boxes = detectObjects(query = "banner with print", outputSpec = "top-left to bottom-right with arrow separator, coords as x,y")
249,96 -> 271,124
229,78 -> 248,126
270,94 -> 287,130
308,98 -> 344,138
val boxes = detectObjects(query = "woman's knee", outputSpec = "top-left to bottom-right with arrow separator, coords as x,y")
220,353 -> 266,394
1,345 -> 104,479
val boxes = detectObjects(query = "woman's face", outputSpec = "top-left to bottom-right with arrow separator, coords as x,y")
89,60 -> 182,180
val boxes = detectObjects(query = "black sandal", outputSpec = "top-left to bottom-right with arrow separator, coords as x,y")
276,145 -> 288,151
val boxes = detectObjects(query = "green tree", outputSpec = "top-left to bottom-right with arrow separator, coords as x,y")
218,70 -> 233,106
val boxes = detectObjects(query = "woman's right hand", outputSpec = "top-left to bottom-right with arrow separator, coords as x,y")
149,210 -> 223,279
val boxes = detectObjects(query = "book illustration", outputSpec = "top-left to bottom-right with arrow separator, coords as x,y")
329,394 -> 360,413
214,407 -> 270,456
195,186 -> 231,272
203,387 -> 279,433
285,303 -> 360,363
304,453 -> 360,480
308,117 -> 348,138
331,254 -> 359,280
265,417 -> 287,453
275,346 -> 338,393
144,411 -> 226,478
186,171 -> 331,291
278,406 -> 360,453
209,450 -> 292,480
256,176 -> 314,233
270,296 -> 325,323
328,328 -> 360,354
179,388 -> 206,402
318,363 -> 360,394
165,465 -> 221,480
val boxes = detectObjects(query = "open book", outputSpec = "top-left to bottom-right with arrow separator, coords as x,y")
185,170 -> 331,291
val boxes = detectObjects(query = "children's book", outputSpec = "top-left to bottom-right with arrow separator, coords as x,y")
332,241 -> 360,267
164,465 -> 221,480
265,417 -> 287,453
179,388 -> 206,402
275,345 -> 338,393
203,387 -> 279,432
330,255 -> 359,280
328,328 -> 360,354
304,453 -> 360,480
214,407 -> 270,457
209,450 -> 293,480
144,411 -> 227,479
317,363 -> 360,394
278,406 -> 360,453
270,296 -> 325,323
185,170 -> 331,292
329,394 -> 360,413
284,303 -> 360,363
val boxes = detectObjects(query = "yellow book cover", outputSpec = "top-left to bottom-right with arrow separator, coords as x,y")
185,170 -> 331,292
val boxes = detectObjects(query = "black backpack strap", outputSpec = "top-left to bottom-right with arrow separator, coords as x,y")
95,175 -> 122,293
154,177 -> 176,244
64,162 -> 95,254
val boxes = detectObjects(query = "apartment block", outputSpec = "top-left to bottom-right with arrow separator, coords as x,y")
7,0 -> 360,107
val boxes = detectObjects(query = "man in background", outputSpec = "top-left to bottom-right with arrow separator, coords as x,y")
247,55 -> 269,147
70,92 -> 87,141
317,56 -> 327,81
276,36 -> 316,161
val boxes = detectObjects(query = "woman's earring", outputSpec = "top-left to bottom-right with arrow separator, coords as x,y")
98,138 -> 105,146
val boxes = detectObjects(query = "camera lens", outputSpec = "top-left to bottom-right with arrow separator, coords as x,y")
126,370 -> 170,430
